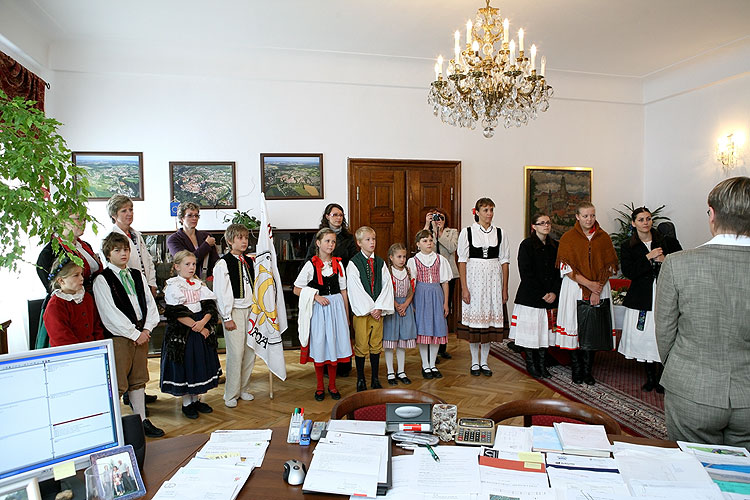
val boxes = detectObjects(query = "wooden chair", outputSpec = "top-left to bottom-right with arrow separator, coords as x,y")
483,398 -> 622,435
330,388 -> 445,421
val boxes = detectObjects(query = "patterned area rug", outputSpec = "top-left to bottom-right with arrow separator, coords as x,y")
490,341 -> 668,440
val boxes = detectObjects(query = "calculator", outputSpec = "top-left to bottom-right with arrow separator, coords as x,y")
455,418 -> 495,446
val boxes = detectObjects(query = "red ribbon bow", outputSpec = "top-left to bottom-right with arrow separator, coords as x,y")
311,256 -> 343,285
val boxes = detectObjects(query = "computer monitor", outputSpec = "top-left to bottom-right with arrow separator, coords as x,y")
0,339 -> 124,487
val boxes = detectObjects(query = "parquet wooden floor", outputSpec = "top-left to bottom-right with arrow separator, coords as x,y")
137,334 -> 564,439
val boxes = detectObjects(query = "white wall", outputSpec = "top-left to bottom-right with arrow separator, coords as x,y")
3,39 -> 648,352
643,40 -> 750,250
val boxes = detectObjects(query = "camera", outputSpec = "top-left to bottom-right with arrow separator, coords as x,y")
431,213 -> 444,221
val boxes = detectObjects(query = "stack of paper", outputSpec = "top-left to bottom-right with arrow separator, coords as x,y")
678,441 -> 750,498
553,423 -> 612,457
545,452 -> 628,495
532,426 -> 564,453
303,430 -> 390,498
494,425 -> 534,453
151,429 -> 272,500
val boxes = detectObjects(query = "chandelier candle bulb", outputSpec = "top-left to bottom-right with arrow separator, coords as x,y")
541,55 -> 546,76
509,40 -> 516,66
518,28 -> 524,52
472,40 -> 480,55
503,18 -> 509,43
437,55 -> 444,74
530,45 -> 537,72
434,63 -> 440,81
466,20 -> 473,44
454,30 -> 461,65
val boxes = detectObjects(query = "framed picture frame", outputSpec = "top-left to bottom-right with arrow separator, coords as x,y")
90,445 -> 146,500
73,152 -> 144,201
169,161 -> 237,209
260,153 -> 324,200
524,165 -> 593,240
0,477 -> 41,500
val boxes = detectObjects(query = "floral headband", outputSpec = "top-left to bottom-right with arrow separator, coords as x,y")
47,255 -> 73,283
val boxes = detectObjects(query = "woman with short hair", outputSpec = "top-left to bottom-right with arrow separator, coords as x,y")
167,202 -> 220,280
107,194 -> 157,296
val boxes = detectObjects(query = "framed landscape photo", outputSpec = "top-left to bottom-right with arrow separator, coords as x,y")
524,165 -> 593,240
169,161 -> 237,209
73,152 -> 144,201
90,445 -> 146,500
260,153 -> 323,200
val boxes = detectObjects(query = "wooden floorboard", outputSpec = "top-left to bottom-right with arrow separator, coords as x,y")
137,334 -> 565,439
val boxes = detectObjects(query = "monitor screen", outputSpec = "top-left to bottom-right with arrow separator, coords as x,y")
0,339 -> 124,486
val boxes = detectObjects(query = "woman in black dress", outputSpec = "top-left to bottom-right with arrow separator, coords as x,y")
617,207 -> 682,392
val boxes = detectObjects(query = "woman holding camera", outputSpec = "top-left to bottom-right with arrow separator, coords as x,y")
424,208 -> 459,359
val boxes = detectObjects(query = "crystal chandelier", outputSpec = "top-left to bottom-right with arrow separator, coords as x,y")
427,0 -> 553,137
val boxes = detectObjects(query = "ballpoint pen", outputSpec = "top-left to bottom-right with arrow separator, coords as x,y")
424,444 -> 440,462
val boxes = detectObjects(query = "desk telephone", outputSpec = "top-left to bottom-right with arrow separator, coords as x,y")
455,418 -> 495,446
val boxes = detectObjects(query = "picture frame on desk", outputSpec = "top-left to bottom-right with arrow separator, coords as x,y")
73,151 -> 144,201
0,477 -> 41,500
89,445 -> 146,500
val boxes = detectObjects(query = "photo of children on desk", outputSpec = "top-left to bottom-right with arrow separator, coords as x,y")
90,446 -> 146,500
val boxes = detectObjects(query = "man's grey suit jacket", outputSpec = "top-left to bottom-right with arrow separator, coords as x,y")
655,243 -> 750,409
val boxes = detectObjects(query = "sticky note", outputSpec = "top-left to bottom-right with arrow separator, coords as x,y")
53,460 -> 76,480
524,461 -> 542,470
518,451 -> 544,463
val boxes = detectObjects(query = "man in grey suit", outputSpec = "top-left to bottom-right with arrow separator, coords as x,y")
656,176 -> 750,448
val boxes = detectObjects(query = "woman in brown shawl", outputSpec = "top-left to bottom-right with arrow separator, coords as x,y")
554,202 -> 619,385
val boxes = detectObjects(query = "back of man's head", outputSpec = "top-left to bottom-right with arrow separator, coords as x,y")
708,176 -> 750,237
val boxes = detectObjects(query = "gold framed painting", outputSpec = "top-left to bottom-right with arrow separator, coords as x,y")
524,166 -> 593,240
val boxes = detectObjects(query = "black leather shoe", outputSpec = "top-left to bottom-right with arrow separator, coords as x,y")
356,379 -> 367,392
387,373 -> 398,385
314,390 -> 325,401
431,368 -> 443,379
439,351 -> 452,359
182,403 -> 199,419
193,401 -> 213,413
397,372 -> 411,385
421,368 -> 434,379
328,388 -> 341,400
145,393 -> 158,404
371,378 -> 383,389
480,364 -> 493,377
584,374 -> 596,385
470,364 -> 481,376
142,419 -> 165,438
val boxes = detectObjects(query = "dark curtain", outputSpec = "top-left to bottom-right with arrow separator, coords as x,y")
0,50 -> 47,112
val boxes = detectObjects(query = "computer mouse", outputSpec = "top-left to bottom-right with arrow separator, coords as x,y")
282,459 -> 307,485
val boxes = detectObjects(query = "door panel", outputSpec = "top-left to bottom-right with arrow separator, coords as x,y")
352,167 -> 406,258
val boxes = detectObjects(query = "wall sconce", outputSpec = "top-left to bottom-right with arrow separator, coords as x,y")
716,132 -> 744,171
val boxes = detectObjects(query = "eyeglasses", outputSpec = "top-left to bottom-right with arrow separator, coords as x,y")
185,214 -> 201,219
328,213 -> 344,218
706,209 -> 711,216
534,221 -> 551,226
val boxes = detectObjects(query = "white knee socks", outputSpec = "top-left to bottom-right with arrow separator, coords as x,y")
385,348 -> 395,374
469,342 -> 480,366
396,348 -> 406,374
480,343 -> 490,366
128,388 -> 146,421
428,345 -> 439,369
418,344 -> 430,369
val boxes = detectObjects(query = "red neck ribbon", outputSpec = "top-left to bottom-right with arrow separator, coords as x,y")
311,256 -> 343,285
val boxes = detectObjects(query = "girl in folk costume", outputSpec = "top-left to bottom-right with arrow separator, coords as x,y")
509,213 -> 562,379
161,250 -> 222,419
618,207 -> 681,392
555,202 -> 619,385
383,243 -> 418,385
406,230 -> 451,379
43,256 -> 104,347
294,228 -> 351,401
457,198 -> 511,377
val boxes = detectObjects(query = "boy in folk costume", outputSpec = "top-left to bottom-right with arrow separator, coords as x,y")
346,227 -> 394,392
555,202 -> 619,385
213,224 -> 257,408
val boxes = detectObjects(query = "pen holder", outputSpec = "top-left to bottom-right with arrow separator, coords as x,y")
431,404 -> 457,442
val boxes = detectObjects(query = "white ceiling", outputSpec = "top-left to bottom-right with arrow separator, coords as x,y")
3,0 -> 750,77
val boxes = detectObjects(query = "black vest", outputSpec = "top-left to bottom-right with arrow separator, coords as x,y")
221,253 -> 255,299
100,267 -> 148,334
306,266 -> 341,296
467,227 -> 502,259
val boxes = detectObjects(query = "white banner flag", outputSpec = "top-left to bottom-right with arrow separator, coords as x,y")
246,192 -> 287,380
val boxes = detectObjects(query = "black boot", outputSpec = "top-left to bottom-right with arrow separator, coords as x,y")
524,349 -> 542,379
355,356 -> 367,392
582,350 -> 596,385
642,362 -> 657,392
570,350 -> 583,384
370,353 -> 382,389
537,349 -> 552,378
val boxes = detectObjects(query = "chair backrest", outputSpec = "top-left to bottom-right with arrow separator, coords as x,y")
483,398 -> 622,435
330,388 -> 446,421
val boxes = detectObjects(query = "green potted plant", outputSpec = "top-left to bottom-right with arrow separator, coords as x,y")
0,90 -> 95,271
223,210 -> 260,230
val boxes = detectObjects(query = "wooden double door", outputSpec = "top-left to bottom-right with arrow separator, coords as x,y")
347,158 -> 461,256
348,158 -> 462,331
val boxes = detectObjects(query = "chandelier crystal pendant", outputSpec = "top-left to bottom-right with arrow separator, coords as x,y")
427,0 -> 553,137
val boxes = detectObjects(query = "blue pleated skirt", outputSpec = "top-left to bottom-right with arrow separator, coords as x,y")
383,297 -> 417,348
308,293 -> 352,364
414,282 -> 448,340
